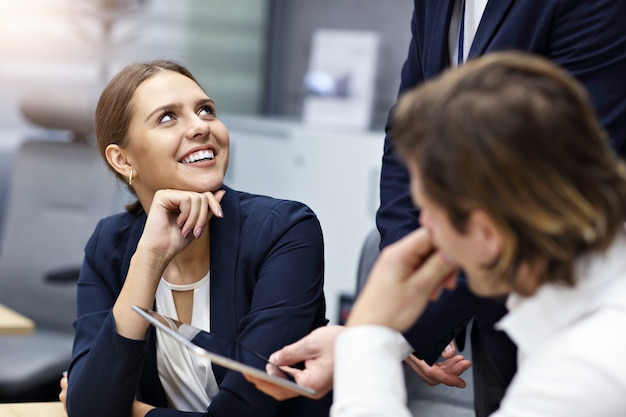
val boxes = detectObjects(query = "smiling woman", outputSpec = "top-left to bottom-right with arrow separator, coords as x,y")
63,60 -> 331,417
101,64 -> 230,213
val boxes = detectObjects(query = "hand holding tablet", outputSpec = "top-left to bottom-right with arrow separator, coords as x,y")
132,305 -> 318,398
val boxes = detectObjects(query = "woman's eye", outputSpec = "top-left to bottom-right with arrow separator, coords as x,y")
158,112 -> 175,124
198,105 -> 215,117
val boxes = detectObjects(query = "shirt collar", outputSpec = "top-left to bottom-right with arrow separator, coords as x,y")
496,230 -> 626,357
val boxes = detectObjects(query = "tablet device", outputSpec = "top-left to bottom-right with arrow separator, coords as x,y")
132,305 -> 317,397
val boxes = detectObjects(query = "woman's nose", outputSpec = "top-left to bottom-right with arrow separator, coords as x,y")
186,114 -> 211,140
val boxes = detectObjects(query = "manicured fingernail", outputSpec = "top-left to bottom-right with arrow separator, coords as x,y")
183,228 -> 191,238
217,209 -> 224,218
194,227 -> 204,238
444,344 -> 455,356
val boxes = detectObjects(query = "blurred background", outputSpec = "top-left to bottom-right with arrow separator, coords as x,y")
0,2 -> 475,414
0,0 -> 415,326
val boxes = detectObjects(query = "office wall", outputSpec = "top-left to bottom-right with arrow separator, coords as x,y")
1,0 -> 414,130
0,0 -> 268,132
0,0 -> 409,323
0,0 -> 269,271
266,0 -> 414,129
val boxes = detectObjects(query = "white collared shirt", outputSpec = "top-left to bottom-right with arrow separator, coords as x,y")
332,231 -> 626,417
449,0 -> 489,65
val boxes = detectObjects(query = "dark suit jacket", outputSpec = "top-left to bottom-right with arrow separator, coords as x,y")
377,0 -> 626,387
67,186 -> 331,417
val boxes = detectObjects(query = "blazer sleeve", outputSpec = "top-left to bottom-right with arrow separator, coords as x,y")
67,218 -> 154,417
202,200 -> 329,417
546,0 -> 626,158
376,5 -> 423,249
374,4 -> 487,365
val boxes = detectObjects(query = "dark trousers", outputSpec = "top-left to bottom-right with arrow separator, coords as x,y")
470,322 -> 508,417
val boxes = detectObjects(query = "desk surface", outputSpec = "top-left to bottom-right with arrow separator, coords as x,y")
0,304 -> 35,335
0,402 -> 66,417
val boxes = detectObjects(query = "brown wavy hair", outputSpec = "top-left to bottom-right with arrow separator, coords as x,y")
392,51 -> 626,294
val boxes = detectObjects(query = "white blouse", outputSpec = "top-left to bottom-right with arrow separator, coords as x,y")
155,274 -> 219,412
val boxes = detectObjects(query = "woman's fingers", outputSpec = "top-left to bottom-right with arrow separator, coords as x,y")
177,193 -> 211,238
208,189 -> 226,218
140,189 -> 227,258
175,193 -> 202,237
168,189 -> 225,239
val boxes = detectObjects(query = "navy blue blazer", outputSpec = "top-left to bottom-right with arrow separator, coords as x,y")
67,186 -> 331,417
378,0 -> 626,386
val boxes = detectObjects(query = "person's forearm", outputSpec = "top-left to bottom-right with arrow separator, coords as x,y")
113,248 -> 165,339
331,325 -> 413,417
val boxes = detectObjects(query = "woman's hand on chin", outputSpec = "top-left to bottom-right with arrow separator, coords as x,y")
138,189 -> 226,261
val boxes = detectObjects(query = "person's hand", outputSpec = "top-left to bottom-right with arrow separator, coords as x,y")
244,325 -> 345,400
132,400 -> 155,417
137,189 -> 225,262
347,228 -> 458,332
404,341 -> 471,388
58,372 -> 67,410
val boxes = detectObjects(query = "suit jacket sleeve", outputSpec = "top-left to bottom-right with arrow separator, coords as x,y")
202,199 -> 329,417
544,0 -> 626,158
375,3 -> 484,365
376,5 -> 423,249
67,217 -> 155,417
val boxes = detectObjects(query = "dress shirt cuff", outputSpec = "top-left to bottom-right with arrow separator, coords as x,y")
331,325 -> 413,417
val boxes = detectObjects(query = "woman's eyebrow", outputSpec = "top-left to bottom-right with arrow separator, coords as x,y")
145,102 -> 182,122
196,98 -> 215,107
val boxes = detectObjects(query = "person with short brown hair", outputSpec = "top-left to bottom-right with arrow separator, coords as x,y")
334,51 -> 626,417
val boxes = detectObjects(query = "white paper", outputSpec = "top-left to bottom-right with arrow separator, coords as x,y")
303,29 -> 380,130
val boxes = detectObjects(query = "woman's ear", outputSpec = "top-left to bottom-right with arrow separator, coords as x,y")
468,210 -> 502,263
105,144 -> 132,178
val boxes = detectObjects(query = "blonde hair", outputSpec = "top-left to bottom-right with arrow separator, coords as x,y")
392,52 -> 626,292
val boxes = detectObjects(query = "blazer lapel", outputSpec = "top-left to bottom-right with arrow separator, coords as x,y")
209,185 -> 240,381
469,0 -> 516,59
423,0 -> 457,76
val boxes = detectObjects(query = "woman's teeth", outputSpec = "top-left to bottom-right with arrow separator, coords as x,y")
182,150 -> 214,164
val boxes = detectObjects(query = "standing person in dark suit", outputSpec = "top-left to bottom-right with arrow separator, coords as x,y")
378,1 -> 626,415
242,1 -> 626,414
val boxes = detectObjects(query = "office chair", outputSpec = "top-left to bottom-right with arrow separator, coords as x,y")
0,139 -> 123,401
355,227 -> 381,294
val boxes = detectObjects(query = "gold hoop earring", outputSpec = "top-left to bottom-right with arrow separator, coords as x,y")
128,169 -> 133,186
